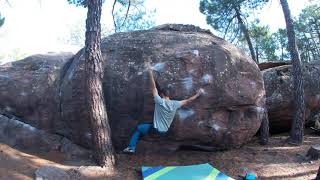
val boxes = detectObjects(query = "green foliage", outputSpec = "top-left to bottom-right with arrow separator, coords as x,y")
63,0 -> 155,46
294,4 -> 320,62
67,0 -> 106,7
213,2 -> 319,63
274,28 -> 290,61
250,24 -> 278,61
236,23 -> 280,62
199,0 -> 268,41
67,0 -> 87,7
113,0 -> 155,32
200,0 -> 269,62
67,0 -> 155,32
0,13 -> 5,28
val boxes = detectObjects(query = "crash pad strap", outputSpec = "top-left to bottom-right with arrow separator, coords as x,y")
144,167 -> 176,180
205,168 -> 219,180
142,166 -> 164,177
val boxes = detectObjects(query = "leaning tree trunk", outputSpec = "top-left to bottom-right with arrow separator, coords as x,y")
280,43 -> 284,61
314,20 -> 320,42
85,0 -> 115,167
255,45 -> 259,63
280,0 -> 305,145
260,81 -> 269,145
260,109 -> 269,145
235,8 -> 257,63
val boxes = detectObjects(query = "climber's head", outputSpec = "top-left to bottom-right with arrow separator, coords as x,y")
159,88 -> 170,99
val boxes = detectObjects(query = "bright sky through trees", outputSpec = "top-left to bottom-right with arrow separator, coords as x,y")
0,0 -> 310,60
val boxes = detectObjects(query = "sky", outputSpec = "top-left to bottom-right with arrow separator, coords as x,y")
0,0 -> 312,61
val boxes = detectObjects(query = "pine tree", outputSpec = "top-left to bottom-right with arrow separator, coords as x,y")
199,0 -> 269,63
69,0 -> 115,167
280,0 -> 305,145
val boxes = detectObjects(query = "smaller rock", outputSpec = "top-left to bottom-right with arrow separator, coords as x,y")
258,61 -> 291,71
307,145 -> 320,160
60,138 -> 90,159
35,166 -> 69,180
66,169 -> 81,180
263,63 -> 320,133
0,114 -> 91,160
69,166 -> 112,178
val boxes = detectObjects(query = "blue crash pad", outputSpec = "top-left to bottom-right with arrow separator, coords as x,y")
141,163 -> 235,180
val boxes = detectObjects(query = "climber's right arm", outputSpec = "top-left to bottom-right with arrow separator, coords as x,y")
146,62 -> 158,97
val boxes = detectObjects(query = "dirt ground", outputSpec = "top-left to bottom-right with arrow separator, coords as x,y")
0,133 -> 319,180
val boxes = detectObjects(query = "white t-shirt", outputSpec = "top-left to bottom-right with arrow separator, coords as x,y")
153,95 -> 182,132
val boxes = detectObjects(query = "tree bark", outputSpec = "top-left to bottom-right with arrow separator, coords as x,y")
316,29 -> 320,43
314,20 -> 320,42
304,33 -> 318,62
309,33 -> 320,60
260,109 -> 269,145
235,8 -> 257,63
255,45 -> 259,63
280,0 -> 305,145
85,0 -> 115,167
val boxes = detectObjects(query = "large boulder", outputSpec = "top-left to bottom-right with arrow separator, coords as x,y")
0,25 -> 266,150
61,24 -> 266,150
263,61 -> 320,132
0,53 -> 73,133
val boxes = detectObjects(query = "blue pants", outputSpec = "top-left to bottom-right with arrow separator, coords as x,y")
128,123 -> 153,150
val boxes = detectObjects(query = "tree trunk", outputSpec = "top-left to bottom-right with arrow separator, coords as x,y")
281,46 -> 284,61
280,0 -> 305,145
304,33 -> 317,62
309,33 -> 320,60
316,29 -> 320,43
235,8 -> 257,63
302,34 -> 312,62
260,109 -> 269,145
85,0 -> 115,167
314,20 -> 320,42
255,45 -> 259,63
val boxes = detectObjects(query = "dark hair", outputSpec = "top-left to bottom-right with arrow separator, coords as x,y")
155,81 -> 169,97
160,88 -> 169,97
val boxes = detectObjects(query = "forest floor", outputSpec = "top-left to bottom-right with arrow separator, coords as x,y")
0,131 -> 319,180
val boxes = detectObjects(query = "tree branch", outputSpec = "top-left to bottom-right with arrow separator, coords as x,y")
119,0 -> 131,29
223,15 -> 236,39
112,0 -> 132,33
112,0 -> 117,32
231,27 -> 241,43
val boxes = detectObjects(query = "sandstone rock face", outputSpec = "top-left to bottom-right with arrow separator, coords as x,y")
0,53 -> 73,133
0,25 -> 265,150
263,61 -> 320,132
61,24 -> 265,150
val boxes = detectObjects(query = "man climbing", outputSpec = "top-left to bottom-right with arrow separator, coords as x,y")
123,62 -> 203,153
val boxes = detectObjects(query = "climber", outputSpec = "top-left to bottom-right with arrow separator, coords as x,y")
123,62 -> 204,154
